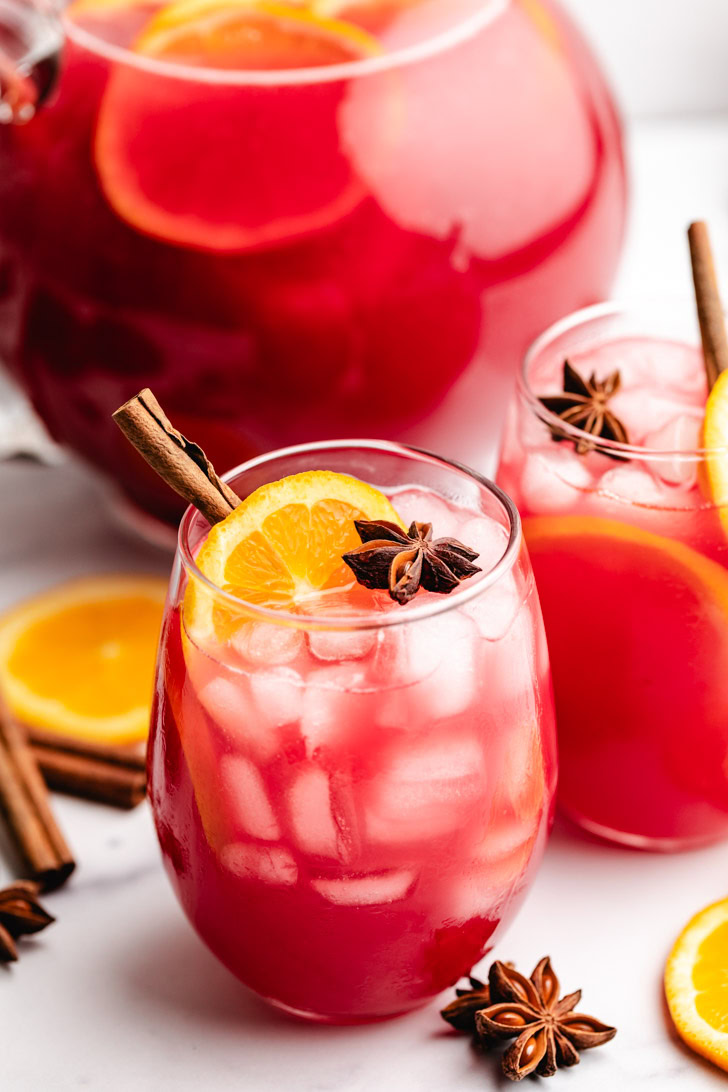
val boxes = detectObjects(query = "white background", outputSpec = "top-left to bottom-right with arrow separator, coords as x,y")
563,0 -> 728,116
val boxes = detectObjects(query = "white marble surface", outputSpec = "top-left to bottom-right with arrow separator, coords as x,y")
4,117 -> 728,1090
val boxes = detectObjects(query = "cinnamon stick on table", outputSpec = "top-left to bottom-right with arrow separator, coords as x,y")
0,698 -> 75,892
688,220 -> 728,390
28,729 -> 147,811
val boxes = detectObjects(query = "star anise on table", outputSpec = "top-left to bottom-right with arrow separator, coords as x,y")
441,957 -> 616,1082
342,520 -> 481,605
538,359 -> 630,458
475,958 -> 617,1081
441,975 -> 494,1033
0,880 -> 55,962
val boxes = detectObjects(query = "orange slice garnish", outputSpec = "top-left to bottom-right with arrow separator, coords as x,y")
184,469 -> 403,640
701,368 -> 728,535
93,1 -> 381,252
665,896 -> 728,1073
0,576 -> 167,744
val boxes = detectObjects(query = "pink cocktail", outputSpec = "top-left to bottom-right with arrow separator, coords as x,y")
0,0 -> 626,523
149,441 -> 556,1020
498,301 -> 728,850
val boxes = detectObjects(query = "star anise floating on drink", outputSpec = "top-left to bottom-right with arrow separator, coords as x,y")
342,519 -> 481,605
441,956 -> 616,1081
538,359 -> 629,458
0,880 -> 55,962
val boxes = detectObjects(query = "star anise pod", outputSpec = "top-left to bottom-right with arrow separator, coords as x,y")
538,359 -> 629,458
0,880 -> 55,962
440,975 -> 493,1033
342,520 -> 481,605
475,958 -> 617,1081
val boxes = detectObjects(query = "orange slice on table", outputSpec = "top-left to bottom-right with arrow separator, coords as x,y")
185,470 -> 403,640
665,896 -> 728,1073
93,1 -> 381,252
701,368 -> 728,535
0,576 -> 167,745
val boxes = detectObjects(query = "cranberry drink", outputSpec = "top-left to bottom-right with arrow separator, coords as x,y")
149,443 -> 556,1020
499,303 -> 728,850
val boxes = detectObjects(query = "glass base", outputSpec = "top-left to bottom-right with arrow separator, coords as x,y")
263,995 -> 429,1025
559,806 -> 728,853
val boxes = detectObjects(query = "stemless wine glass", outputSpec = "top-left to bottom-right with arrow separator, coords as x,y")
498,299 -> 728,851
0,0 -> 626,525
148,440 -> 557,1022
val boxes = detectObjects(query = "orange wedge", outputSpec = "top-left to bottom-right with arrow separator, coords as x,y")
701,368 -> 728,534
94,1 -> 380,252
0,576 -> 167,744
665,896 -> 728,1072
133,0 -> 380,65
185,470 -> 403,640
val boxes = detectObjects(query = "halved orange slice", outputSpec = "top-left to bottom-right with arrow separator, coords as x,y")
701,368 -> 728,534
94,1 -> 381,252
665,896 -> 728,1073
184,469 -> 403,639
0,576 -> 167,744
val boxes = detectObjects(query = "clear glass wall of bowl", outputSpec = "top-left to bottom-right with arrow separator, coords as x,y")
0,0 -> 626,524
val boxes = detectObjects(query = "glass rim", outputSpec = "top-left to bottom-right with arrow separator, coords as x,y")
61,0 -> 508,87
519,297 -> 728,463
177,438 -> 523,631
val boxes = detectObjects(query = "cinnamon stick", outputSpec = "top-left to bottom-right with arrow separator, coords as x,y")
0,699 -> 75,891
113,388 -> 241,525
688,221 -> 728,390
28,729 -> 146,810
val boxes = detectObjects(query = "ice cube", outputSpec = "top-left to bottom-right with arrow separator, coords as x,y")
458,516 -> 508,573
198,675 -> 280,763
307,626 -> 377,663
399,611 -> 477,720
388,488 -> 463,539
300,665 -> 375,756
231,621 -> 304,666
220,755 -> 281,841
220,843 -> 297,886
366,735 -> 486,843
249,666 -> 303,729
596,465 -> 673,508
643,414 -> 702,486
519,447 -> 594,514
463,573 -> 521,641
287,764 -> 344,859
311,869 -> 415,906
608,385 -> 704,446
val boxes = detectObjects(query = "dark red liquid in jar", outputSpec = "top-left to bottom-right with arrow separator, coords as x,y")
0,0 -> 626,523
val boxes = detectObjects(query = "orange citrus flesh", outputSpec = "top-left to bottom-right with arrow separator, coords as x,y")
184,469 -> 404,640
701,368 -> 728,535
665,896 -> 728,1072
93,1 -> 380,252
133,0 -> 382,67
0,576 -> 167,744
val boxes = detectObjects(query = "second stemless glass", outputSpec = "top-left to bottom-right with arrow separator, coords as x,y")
498,300 -> 728,851
148,441 -> 556,1022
